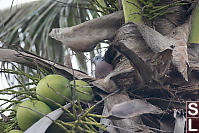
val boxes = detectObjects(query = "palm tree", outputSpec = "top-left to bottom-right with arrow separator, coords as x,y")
0,0 -> 199,132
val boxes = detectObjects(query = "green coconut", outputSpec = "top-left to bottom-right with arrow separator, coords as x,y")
36,74 -> 71,109
188,3 -> 199,44
8,130 -> 23,133
16,100 -> 52,131
70,80 -> 94,102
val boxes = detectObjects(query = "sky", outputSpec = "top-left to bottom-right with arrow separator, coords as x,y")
0,0 -> 38,115
0,0 -> 42,90
0,0 -> 89,114
0,0 -> 107,115
0,0 -> 38,88
0,0 -> 38,10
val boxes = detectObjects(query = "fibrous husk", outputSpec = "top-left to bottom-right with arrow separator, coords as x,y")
114,23 -> 173,84
153,0 -> 188,35
107,99 -> 163,119
188,43 -> 199,71
49,11 -> 124,52
168,22 -> 190,81
103,93 -> 152,133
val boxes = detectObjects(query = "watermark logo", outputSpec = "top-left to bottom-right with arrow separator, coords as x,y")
186,101 -> 199,133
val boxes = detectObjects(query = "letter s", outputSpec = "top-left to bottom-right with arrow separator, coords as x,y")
188,103 -> 198,116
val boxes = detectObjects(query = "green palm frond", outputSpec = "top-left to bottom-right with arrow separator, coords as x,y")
0,0 -> 99,62
0,0 -> 100,85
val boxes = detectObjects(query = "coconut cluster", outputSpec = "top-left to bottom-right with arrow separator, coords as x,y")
15,74 -> 94,132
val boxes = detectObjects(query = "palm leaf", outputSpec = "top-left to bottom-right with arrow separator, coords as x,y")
0,0 -> 100,84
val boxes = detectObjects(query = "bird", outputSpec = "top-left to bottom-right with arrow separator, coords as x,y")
93,56 -> 113,79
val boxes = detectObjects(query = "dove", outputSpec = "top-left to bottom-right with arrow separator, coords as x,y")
93,56 -> 113,79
